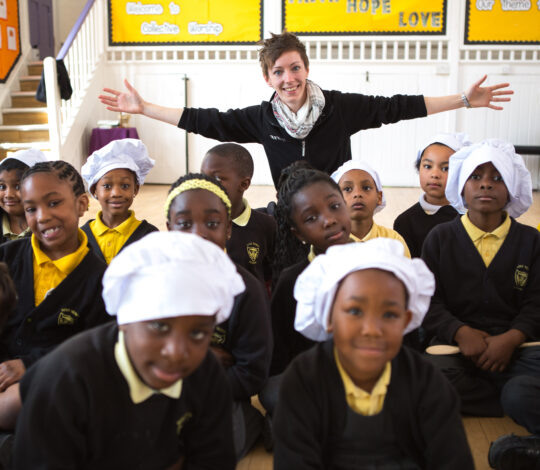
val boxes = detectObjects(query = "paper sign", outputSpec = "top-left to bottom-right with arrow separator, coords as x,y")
283,0 -> 446,35
109,0 -> 262,45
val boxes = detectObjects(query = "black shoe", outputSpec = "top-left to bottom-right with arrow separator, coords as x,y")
488,433 -> 540,470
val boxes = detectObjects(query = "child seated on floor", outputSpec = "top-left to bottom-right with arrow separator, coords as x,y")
165,173 -> 272,460
422,140 -> 540,429
273,238 -> 474,469
201,143 -> 276,289
270,162 -> 352,376
394,133 -> 470,258
331,160 -> 410,257
0,149 -> 47,244
81,138 -> 158,264
258,163 -> 353,448
13,232 -> 242,469
0,161 -> 110,430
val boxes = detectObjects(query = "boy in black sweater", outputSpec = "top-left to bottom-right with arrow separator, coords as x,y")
201,143 -> 276,289
422,140 -> 540,434
13,232 -> 244,469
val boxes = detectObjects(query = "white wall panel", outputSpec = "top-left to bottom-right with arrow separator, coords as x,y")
95,0 -> 540,188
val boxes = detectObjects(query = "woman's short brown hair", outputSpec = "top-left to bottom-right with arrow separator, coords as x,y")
259,32 -> 309,78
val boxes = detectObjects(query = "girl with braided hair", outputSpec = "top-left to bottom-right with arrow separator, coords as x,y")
258,163 -> 352,448
165,173 -> 272,460
0,161 -> 109,430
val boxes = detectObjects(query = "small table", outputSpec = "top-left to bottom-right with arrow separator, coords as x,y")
88,127 -> 139,156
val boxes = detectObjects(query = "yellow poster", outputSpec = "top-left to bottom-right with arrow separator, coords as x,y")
465,0 -> 540,44
109,0 -> 262,45
0,0 -> 20,83
283,0 -> 446,35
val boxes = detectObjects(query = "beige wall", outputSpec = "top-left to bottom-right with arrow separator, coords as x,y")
54,0 -> 87,54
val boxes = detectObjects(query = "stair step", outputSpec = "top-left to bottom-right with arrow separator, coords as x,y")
0,141 -> 51,160
11,91 -> 46,108
28,61 -> 44,76
0,124 -> 49,143
19,76 -> 42,92
3,108 -> 48,125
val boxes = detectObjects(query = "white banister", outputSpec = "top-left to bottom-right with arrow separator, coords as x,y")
44,0 -> 106,163
43,57 -> 61,159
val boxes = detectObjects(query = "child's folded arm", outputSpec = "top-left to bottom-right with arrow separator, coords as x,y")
273,356 -> 326,470
224,276 -> 272,400
13,358 -> 89,469
421,234 -> 466,344
418,359 -> 475,469
182,355 -> 236,470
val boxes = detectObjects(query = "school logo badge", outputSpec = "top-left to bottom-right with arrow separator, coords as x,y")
247,242 -> 260,265
57,308 -> 80,326
176,412 -> 192,435
514,265 -> 529,290
211,326 -> 227,346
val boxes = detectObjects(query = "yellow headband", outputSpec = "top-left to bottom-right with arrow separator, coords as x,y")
164,178 -> 232,219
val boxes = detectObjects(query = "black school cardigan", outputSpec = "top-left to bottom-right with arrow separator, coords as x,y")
273,341 -> 474,470
269,259 -> 314,375
212,264 -> 272,400
14,323 -> 235,470
0,238 -> 109,367
421,217 -> 540,344
81,219 -> 159,263
179,90 -> 427,186
393,202 -> 458,258
226,208 -> 276,286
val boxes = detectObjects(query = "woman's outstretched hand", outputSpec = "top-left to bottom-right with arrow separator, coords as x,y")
465,75 -> 513,110
99,79 -> 144,114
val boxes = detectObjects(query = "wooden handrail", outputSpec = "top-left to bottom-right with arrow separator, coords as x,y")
56,0 -> 95,60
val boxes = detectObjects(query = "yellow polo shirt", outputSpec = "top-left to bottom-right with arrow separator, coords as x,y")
2,214 -> 31,241
89,211 -> 142,264
351,223 -> 411,258
233,198 -> 251,227
32,229 -> 89,306
115,330 -> 182,404
334,347 -> 391,415
461,213 -> 511,267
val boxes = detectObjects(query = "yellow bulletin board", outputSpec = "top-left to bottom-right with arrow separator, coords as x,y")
108,0 -> 262,45
0,0 -> 21,83
465,0 -> 540,44
283,0 -> 446,35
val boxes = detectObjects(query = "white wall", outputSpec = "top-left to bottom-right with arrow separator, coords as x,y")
94,1 -> 540,187
53,0 -> 87,54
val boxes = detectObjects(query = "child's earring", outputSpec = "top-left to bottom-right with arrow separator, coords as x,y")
301,240 -> 307,245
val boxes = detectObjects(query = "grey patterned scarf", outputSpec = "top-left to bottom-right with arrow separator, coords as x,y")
271,80 -> 325,140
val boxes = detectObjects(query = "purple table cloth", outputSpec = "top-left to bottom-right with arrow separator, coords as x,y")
88,127 -> 139,156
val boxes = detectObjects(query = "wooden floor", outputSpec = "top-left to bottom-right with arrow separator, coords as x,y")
80,184 -> 540,232
81,185 -> 539,470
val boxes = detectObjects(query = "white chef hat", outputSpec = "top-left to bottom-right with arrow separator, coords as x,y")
102,231 -> 245,325
1,149 -> 48,168
416,132 -> 471,166
445,139 -> 532,218
294,238 -> 435,341
330,160 -> 387,213
82,138 -> 155,193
